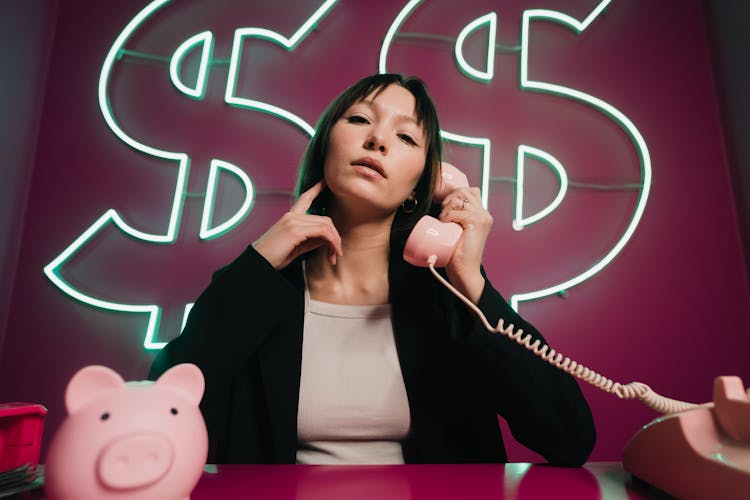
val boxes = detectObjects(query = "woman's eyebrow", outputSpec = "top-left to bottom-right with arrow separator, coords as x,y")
359,99 -> 419,125
394,114 -> 420,127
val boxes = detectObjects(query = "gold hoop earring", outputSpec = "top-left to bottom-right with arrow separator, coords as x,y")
401,193 -> 418,214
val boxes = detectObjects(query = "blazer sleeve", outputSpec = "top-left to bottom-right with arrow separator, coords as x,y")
148,246 -> 299,402
442,274 -> 596,467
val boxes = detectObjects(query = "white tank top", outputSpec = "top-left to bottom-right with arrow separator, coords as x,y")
296,270 -> 411,464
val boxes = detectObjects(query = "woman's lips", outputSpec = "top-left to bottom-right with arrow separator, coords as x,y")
351,157 -> 386,178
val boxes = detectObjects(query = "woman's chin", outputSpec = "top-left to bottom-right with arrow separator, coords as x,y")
330,198 -> 400,221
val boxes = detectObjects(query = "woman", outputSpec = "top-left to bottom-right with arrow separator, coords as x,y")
149,73 -> 596,465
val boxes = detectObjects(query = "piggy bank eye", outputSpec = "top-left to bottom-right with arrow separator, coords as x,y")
100,412 -> 110,421
170,408 -> 178,415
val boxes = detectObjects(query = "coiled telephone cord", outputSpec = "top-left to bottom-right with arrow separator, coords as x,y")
428,261 -> 696,415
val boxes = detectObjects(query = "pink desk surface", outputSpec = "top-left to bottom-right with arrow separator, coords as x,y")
190,463 -> 665,499
14,463 -> 664,499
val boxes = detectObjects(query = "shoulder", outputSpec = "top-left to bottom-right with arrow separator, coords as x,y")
211,246 -> 304,291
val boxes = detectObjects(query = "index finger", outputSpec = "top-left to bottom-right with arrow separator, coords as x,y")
291,180 -> 325,214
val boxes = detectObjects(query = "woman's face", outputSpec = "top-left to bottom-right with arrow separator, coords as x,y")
323,84 -> 428,217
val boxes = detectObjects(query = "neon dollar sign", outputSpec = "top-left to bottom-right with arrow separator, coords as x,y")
380,0 -> 650,311
43,0 -> 338,349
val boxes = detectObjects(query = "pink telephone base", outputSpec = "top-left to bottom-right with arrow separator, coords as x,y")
622,376 -> 750,500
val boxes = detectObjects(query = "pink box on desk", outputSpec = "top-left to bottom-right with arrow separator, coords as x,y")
0,403 -> 48,471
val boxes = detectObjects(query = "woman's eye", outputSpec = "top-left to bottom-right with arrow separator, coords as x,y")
399,134 -> 417,145
347,115 -> 368,124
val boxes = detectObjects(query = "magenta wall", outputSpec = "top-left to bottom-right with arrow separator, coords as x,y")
2,0 -> 748,463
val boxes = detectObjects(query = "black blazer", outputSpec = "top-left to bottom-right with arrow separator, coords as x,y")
149,245 -> 595,465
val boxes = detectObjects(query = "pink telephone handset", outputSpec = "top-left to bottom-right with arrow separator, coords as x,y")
408,163 -> 750,498
403,162 -> 468,268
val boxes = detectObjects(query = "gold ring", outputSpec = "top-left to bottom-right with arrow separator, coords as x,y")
461,198 -> 468,209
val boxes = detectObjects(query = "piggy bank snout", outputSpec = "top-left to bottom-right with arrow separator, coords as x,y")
97,434 -> 174,490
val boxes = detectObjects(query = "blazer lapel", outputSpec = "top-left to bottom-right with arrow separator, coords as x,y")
389,257 -> 438,461
257,259 -> 305,463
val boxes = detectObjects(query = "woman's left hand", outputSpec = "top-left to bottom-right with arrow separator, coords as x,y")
438,187 -> 493,304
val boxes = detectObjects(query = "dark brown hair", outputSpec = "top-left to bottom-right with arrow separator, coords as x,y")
294,73 -> 442,241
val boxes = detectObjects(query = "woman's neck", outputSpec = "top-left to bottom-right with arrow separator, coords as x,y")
305,210 -> 393,305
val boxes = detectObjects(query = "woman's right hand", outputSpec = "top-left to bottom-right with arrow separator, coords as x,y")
252,181 -> 343,269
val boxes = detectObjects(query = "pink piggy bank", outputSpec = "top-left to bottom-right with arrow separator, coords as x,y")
45,363 -> 208,500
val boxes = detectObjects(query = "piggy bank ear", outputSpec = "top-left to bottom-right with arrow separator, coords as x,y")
66,365 -> 126,414
155,363 -> 205,405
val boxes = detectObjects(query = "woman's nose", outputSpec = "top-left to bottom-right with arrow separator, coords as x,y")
364,134 -> 386,153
